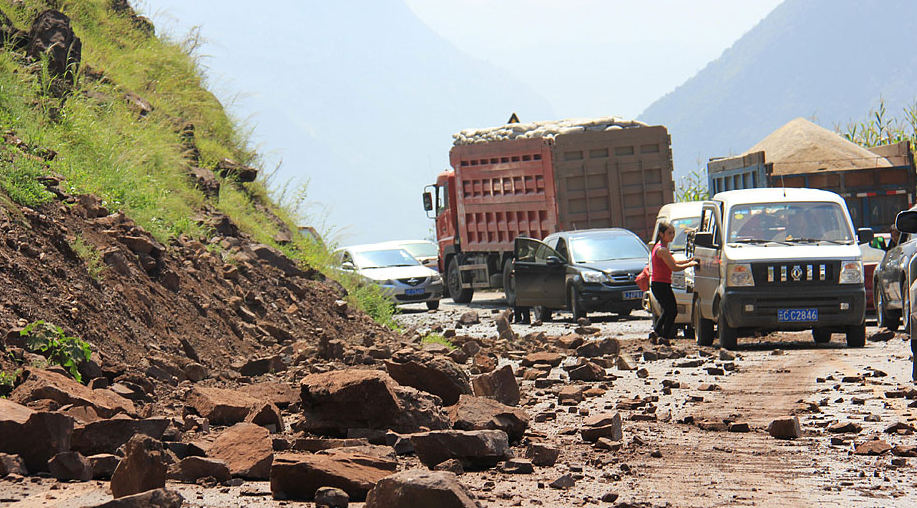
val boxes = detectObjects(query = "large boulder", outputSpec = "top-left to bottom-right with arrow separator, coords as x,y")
110,435 -> 167,498
298,370 -> 449,436
471,365 -> 520,406
270,450 -> 397,501
206,423 -> 273,479
48,451 -> 92,481
0,399 -> 73,472
385,355 -> 472,406
365,470 -> 479,508
168,456 -> 231,484
185,386 -> 261,426
410,430 -> 511,469
239,382 -> 299,408
27,10 -> 82,83
448,395 -> 529,442
71,418 -> 170,455
10,368 -> 135,417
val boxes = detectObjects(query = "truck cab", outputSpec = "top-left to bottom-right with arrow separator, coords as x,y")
690,188 -> 872,350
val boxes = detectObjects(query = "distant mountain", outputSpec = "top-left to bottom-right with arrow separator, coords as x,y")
639,0 -> 917,183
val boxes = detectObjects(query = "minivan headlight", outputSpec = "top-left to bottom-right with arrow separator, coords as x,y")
726,263 -> 754,287
839,260 -> 863,284
581,270 -> 607,283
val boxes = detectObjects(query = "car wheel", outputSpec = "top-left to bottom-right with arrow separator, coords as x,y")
534,305 -> 552,322
812,328 -> 832,344
426,300 -> 440,310
447,258 -> 474,303
846,324 -> 866,348
617,308 -> 632,319
876,286 -> 900,331
718,311 -> 738,350
502,260 -> 516,307
693,297 -> 714,346
569,286 -> 586,321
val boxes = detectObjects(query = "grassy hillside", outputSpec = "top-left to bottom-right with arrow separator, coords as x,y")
0,0 -> 396,326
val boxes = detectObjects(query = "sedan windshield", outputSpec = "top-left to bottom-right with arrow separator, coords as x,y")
569,234 -> 649,263
399,242 -> 438,259
727,202 -> 854,244
353,249 -> 420,269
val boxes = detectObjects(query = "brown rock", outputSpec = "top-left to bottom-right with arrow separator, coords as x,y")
110,434 -> 167,498
186,386 -> 260,426
270,450 -> 396,501
207,423 -> 273,479
238,355 -> 286,377
558,385 -> 586,404
10,368 -> 134,418
48,451 -> 92,481
434,458 -> 465,474
581,413 -> 623,442
567,361 -> 606,381
501,457 -> 533,474
522,352 -> 564,368
385,357 -> 472,406
244,402 -> 284,432
27,10 -> 81,82
525,443 -> 560,466
168,456 -> 231,484
72,418 -> 169,456
0,452 -> 27,476
365,470 -> 478,508
240,382 -> 299,408
457,312 -> 480,325
855,439 -> 892,455
293,438 -> 370,453
472,354 -> 496,373
91,488 -> 183,508
0,400 -> 73,473
556,334 -> 584,349
471,365 -> 520,406
892,445 -> 917,457
767,417 -> 801,439
827,421 -> 862,433
448,394 -> 529,442
315,486 -> 350,508
87,454 -> 120,480
410,430 -> 510,469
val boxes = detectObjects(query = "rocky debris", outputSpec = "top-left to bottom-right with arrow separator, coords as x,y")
549,473 -> 576,489
10,368 -> 135,418
0,452 -> 27,476
27,10 -> 82,86
236,355 -> 286,377
365,469 -> 479,508
828,421 -> 862,433
206,422 -> 273,479
88,454 -> 121,480
767,417 -> 801,439
567,361 -> 607,381
892,445 -> 917,457
270,449 -> 397,501
297,370 -> 449,436
471,365 -> 520,406
575,337 -> 620,357
0,400 -> 73,472
216,157 -> 259,183
110,434 -> 167,498
410,430 -> 511,469
501,457 -> 534,474
315,486 -> 350,508
448,394 -> 529,442
168,456 -> 231,484
457,312 -> 481,326
868,329 -> 895,342
385,354 -> 472,406
581,412 -> 623,442
48,451 -> 92,481
91,488 -> 183,508
855,439 -> 892,456
240,382 -> 300,408
186,386 -> 261,426
522,352 -> 564,368
71,418 -> 169,456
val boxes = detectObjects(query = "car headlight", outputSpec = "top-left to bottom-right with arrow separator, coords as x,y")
839,260 -> 863,284
726,263 -> 754,287
431,273 -> 442,283
581,270 -> 607,283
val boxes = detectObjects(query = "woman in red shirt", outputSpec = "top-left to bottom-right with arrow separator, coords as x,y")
650,221 -> 697,343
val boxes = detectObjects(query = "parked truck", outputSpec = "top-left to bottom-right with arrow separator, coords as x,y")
422,117 -> 675,303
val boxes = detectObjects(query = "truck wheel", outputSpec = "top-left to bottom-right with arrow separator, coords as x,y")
569,286 -> 586,321
812,328 -> 832,344
876,287 -> 899,331
426,300 -> 440,310
447,259 -> 474,303
718,312 -> 738,350
693,298 -> 714,346
846,324 -> 866,348
502,260 -> 516,307
534,305 -> 552,322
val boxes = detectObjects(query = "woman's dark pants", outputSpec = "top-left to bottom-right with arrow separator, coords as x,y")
651,281 -> 677,340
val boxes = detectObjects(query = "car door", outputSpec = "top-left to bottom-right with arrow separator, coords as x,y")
514,237 -> 567,308
693,204 -> 723,319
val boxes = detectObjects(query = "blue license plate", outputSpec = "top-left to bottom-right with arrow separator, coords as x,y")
777,308 -> 818,322
623,290 -> 643,300
405,288 -> 425,296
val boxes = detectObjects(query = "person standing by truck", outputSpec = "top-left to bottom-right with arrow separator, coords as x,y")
649,221 -> 697,343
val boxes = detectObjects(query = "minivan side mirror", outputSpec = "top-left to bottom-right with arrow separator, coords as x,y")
694,231 -> 715,249
856,228 -> 874,245
422,192 -> 433,212
896,210 -> 917,234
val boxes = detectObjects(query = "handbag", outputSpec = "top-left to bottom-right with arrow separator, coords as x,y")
636,265 -> 650,291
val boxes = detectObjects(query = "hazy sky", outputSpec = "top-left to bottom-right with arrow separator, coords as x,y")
138,0 -> 782,245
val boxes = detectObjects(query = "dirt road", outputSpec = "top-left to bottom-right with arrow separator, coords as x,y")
395,293 -> 917,507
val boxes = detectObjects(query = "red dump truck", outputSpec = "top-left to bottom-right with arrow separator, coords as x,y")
422,117 -> 675,303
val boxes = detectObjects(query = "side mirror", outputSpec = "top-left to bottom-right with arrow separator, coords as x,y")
341,262 -> 356,271
896,210 -> 917,234
694,231 -> 715,249
546,256 -> 563,266
856,228 -> 874,245
422,192 -> 433,212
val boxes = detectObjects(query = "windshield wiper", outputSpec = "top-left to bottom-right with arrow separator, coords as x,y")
786,237 -> 820,244
730,239 -> 770,244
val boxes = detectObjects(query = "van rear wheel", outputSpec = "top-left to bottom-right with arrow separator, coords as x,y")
812,328 -> 832,344
846,324 -> 866,348
693,298 -> 714,347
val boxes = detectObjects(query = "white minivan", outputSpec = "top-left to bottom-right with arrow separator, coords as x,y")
690,188 -> 872,350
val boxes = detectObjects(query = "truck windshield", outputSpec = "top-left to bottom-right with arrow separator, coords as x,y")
353,249 -> 421,269
671,217 -> 701,252
570,234 -> 649,263
727,202 -> 854,244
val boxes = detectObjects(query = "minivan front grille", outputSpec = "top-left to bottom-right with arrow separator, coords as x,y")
751,261 -> 839,286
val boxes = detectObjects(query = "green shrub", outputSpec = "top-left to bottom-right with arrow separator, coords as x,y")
20,320 -> 92,383
69,234 -> 104,281
0,369 -> 18,397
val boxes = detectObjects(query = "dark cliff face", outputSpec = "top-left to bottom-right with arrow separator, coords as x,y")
639,0 -> 917,179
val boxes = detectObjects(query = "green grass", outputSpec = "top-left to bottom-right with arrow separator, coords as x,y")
69,234 -> 104,281
421,333 -> 455,350
0,0 -> 396,327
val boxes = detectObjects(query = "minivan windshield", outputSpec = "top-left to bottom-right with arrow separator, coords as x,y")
570,234 -> 649,263
727,202 -> 854,244
671,217 -> 701,251
353,249 -> 421,269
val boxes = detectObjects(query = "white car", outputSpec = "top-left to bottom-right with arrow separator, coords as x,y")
379,240 -> 439,271
334,244 -> 443,310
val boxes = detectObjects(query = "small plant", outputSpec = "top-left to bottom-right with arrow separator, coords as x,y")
421,333 -> 455,350
69,234 -> 104,281
0,369 -> 18,397
675,169 -> 709,202
20,320 -> 92,383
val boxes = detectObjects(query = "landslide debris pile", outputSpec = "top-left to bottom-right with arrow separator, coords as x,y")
452,116 -> 648,146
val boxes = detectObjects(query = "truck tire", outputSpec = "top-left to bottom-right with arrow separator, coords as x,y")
846,324 -> 866,348
426,300 -> 440,310
569,286 -> 586,321
693,297 -> 714,346
503,260 -> 516,307
718,312 -> 738,350
447,258 -> 474,303
812,328 -> 832,344
875,286 -> 899,331
534,305 -> 552,322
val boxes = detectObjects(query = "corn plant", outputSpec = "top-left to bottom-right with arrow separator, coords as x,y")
20,320 -> 92,383
676,169 -> 709,202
